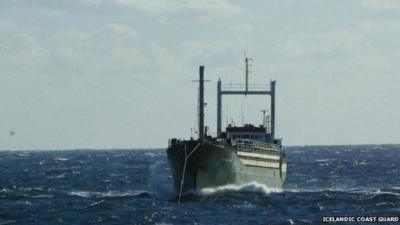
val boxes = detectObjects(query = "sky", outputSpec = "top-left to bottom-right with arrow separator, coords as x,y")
0,0 -> 399,150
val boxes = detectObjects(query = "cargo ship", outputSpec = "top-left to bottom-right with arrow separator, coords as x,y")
167,59 -> 286,197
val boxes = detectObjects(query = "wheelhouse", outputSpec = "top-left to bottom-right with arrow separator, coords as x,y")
226,124 -> 267,141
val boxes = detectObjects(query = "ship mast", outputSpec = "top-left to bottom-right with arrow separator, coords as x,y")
216,57 -> 277,143
199,66 -> 205,141
245,55 -> 253,94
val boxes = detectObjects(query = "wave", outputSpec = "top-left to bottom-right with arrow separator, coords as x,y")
0,220 -> 17,225
76,200 -> 106,210
147,159 -> 175,200
54,157 -> 69,161
0,188 -> 10,193
68,190 -> 151,198
47,173 -> 66,179
168,182 -> 283,203
369,189 -> 400,197
0,187 -> 54,199
2,186 -> 153,199
199,182 -> 283,195
284,187 -> 400,197
17,152 -> 30,157
314,159 -> 334,162
0,186 -> 47,193
171,183 -> 400,203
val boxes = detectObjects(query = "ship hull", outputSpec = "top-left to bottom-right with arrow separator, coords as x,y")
167,140 -> 286,193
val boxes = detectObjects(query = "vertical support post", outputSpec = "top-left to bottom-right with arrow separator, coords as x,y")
199,66 -> 205,141
270,80 -> 276,143
261,110 -> 267,128
217,79 -> 222,137
245,57 -> 249,93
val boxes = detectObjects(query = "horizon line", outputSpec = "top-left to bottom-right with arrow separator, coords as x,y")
1,142 -> 399,151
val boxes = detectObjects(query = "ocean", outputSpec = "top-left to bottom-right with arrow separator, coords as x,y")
0,145 -> 399,225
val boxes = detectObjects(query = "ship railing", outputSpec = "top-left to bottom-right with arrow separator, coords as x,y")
168,138 -> 199,147
234,139 -> 280,153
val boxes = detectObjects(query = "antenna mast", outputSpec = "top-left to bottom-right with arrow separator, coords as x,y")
216,55 -> 277,143
193,66 -> 210,141
199,66 -> 205,141
261,110 -> 267,127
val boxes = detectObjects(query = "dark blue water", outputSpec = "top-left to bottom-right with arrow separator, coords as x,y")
0,145 -> 399,225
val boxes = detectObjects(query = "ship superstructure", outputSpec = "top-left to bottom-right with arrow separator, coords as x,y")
167,59 -> 286,196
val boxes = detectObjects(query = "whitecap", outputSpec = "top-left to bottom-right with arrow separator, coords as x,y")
315,159 -> 334,162
55,157 -> 69,161
369,189 -> 400,197
306,178 -> 319,183
199,181 -> 283,195
76,200 -> 105,210
47,174 -> 66,179
69,191 -> 91,198
68,190 -> 148,198
87,200 -> 104,207
284,187 -> 400,198
30,194 -> 53,198
145,152 -> 157,158
376,202 -> 396,206
17,153 -> 29,157
354,161 -> 367,165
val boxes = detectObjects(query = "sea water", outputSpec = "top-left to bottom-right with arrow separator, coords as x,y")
0,145 -> 399,225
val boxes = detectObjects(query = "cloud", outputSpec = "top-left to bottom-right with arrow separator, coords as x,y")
80,0 -> 243,15
0,20 -> 49,72
358,20 -> 400,31
361,0 -> 400,10
51,23 -> 180,83
182,40 -> 236,57
0,18 -> 161,80
277,29 -> 361,61
104,23 -> 138,38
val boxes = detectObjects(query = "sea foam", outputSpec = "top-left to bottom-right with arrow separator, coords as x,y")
199,181 -> 283,195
